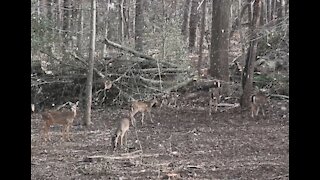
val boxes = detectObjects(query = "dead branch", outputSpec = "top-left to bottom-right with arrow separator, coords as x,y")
270,94 -> 289,100
86,153 -> 159,160
103,38 -> 178,68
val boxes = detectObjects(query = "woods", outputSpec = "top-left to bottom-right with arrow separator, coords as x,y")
32,0 -> 289,179
31,0 -> 289,121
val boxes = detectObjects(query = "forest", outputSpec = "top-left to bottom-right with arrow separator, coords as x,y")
31,0 -> 289,179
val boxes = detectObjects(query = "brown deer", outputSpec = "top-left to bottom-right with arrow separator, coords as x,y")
41,101 -> 79,141
111,117 -> 131,151
130,98 -> 158,126
209,80 -> 222,116
251,92 -> 268,118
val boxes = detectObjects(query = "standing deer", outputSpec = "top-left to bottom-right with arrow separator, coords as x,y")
111,117 -> 131,151
130,98 -> 158,126
251,92 -> 268,118
41,101 -> 79,141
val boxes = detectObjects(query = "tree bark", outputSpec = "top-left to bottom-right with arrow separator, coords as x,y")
198,0 -> 206,77
241,0 -> 261,109
135,0 -> 144,52
118,0 -> 125,43
84,0 -> 96,126
209,0 -> 231,81
181,0 -> 191,38
188,0 -> 200,52
77,0 -> 84,54
62,0 -> 71,60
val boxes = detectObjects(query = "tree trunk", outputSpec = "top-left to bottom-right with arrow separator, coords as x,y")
83,0 -> 97,126
198,0 -> 206,77
267,0 -> 272,22
209,0 -> 231,81
135,0 -> 144,52
181,0 -> 191,38
62,0 -> 71,60
188,0 -> 200,52
276,0 -> 283,21
77,0 -> 84,54
124,0 -> 130,39
118,0 -> 125,43
284,0 -> 289,16
240,0 -> 261,109
55,0 -> 62,39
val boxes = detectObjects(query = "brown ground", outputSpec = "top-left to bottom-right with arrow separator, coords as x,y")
31,98 -> 289,180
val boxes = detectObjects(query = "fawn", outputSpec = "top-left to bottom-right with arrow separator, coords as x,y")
111,117 -> 131,151
209,80 -> 222,116
130,98 -> 158,126
251,92 -> 268,118
41,101 -> 79,141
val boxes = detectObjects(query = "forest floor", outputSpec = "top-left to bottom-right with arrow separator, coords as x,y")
31,97 -> 289,180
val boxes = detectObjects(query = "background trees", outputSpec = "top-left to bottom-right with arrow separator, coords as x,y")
31,0 -> 289,118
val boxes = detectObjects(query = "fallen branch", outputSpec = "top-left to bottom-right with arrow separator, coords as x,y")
270,94 -> 289,100
86,153 -> 159,160
103,38 -> 178,68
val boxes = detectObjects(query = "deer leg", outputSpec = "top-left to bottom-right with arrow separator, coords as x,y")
62,125 -> 68,141
141,112 -> 145,125
66,125 -> 71,141
256,106 -> 260,116
43,121 -> 50,142
261,107 -> 265,117
148,110 -> 153,123
251,105 -> 255,118
130,111 -> 137,127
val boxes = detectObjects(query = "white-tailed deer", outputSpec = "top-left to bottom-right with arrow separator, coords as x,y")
111,117 -> 131,151
130,98 -> 158,126
209,80 -> 222,116
251,92 -> 268,118
41,101 -> 79,141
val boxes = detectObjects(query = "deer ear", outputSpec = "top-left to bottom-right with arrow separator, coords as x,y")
75,101 -> 79,106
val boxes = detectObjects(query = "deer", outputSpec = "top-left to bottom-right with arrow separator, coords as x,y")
111,117 -> 131,151
130,98 -> 158,126
41,101 -> 79,142
209,80 -> 222,116
251,92 -> 268,118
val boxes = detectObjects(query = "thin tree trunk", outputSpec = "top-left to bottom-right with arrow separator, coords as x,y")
55,0 -> 62,39
188,0 -> 200,52
135,0 -> 144,52
181,0 -> 191,38
62,0 -> 71,60
84,0 -> 96,126
124,0 -> 130,39
267,0 -> 272,22
118,0 -> 125,43
276,0 -> 283,21
198,0 -> 206,77
241,0 -> 261,109
102,1 -> 111,58
77,0 -> 83,54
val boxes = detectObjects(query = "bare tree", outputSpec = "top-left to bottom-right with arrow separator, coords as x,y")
189,0 -> 200,52
76,0 -> 84,54
135,0 -> 144,52
83,0 -> 97,126
198,0 -> 206,77
118,0 -> 125,43
240,0 -> 262,109
209,0 -> 231,81
181,0 -> 191,38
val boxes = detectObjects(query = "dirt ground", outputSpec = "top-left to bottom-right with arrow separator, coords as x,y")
31,97 -> 289,180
